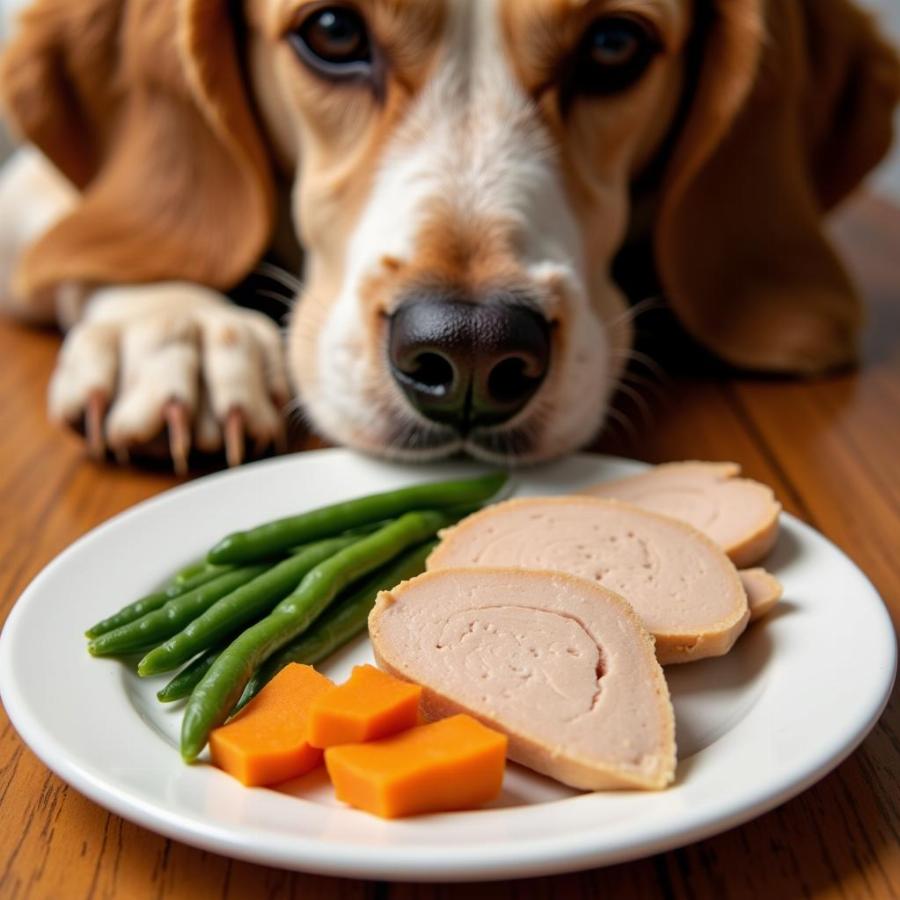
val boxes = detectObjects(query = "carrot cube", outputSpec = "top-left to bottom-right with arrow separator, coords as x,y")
209,663 -> 333,786
324,714 -> 508,818
308,664 -> 422,748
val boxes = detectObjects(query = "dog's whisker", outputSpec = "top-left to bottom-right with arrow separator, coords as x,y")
254,288 -> 295,307
500,431 -> 519,469
398,416 -> 443,453
604,415 -> 630,447
613,347 -> 669,383
629,295 -> 666,317
390,418 -> 423,453
603,296 -> 665,333
403,422 -> 428,453
620,369 -> 667,404
617,358 -> 668,394
604,406 -> 639,445
614,380 -> 655,431
253,289 -> 298,313
284,397 -> 312,432
482,428 -> 511,468
255,261 -> 304,293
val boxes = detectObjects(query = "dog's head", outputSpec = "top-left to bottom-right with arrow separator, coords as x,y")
3,0 -> 899,462
246,0 -> 701,461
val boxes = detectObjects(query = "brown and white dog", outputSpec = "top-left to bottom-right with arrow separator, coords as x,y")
0,0 -> 897,467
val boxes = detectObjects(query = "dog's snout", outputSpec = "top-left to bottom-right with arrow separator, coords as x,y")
388,296 -> 551,430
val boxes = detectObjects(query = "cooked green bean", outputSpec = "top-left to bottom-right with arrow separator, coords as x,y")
172,558 -> 215,586
157,647 -> 222,703
236,540 -> 436,711
85,563 -> 233,639
88,567 -> 268,657
172,563 -> 234,592
207,472 -> 506,565
182,510 -> 453,760
137,535 -> 360,676
85,591 -> 168,640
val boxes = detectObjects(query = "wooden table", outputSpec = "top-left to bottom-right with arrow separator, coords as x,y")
1,193 -> 898,900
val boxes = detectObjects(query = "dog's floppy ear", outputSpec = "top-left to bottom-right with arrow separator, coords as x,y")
655,0 -> 900,373
0,0 -> 275,300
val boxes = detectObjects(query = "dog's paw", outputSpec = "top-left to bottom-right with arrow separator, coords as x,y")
48,282 -> 290,471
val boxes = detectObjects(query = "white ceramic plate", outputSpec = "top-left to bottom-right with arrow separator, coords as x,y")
0,450 -> 895,881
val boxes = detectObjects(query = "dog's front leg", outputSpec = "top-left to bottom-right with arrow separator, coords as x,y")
49,283 -> 290,471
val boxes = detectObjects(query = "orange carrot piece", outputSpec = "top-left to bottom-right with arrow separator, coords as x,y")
209,663 -> 333,786
325,714 -> 508,818
308,664 -> 422,748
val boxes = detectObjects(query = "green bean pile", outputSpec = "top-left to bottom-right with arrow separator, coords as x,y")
84,472 -> 507,762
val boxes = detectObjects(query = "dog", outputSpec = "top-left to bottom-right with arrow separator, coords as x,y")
0,0 -> 897,469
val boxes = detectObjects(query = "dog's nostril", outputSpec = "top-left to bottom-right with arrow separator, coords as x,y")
406,352 -> 456,394
487,357 -> 540,405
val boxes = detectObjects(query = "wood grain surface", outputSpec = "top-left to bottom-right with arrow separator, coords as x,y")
1,193 -> 898,899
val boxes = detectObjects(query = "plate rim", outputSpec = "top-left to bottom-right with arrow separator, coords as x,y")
1,449 -> 896,881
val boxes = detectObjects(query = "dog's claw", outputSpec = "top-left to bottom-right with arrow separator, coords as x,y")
224,408 -> 246,468
85,390 -> 108,461
165,400 -> 192,476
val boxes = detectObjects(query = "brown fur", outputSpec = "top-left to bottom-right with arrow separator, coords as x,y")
655,0 -> 900,372
0,0 -> 275,301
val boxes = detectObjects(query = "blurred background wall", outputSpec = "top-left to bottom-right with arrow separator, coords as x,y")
860,0 -> 900,201
0,0 -> 25,159
0,0 -> 898,201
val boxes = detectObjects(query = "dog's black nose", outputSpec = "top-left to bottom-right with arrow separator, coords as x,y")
388,296 -> 551,430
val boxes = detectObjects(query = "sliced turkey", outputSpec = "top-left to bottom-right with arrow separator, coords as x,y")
369,567 -> 676,790
580,461 -> 781,567
739,568 -> 783,621
427,497 -> 749,664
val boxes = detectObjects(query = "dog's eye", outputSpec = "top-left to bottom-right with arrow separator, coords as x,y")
574,17 -> 660,95
290,6 -> 372,78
